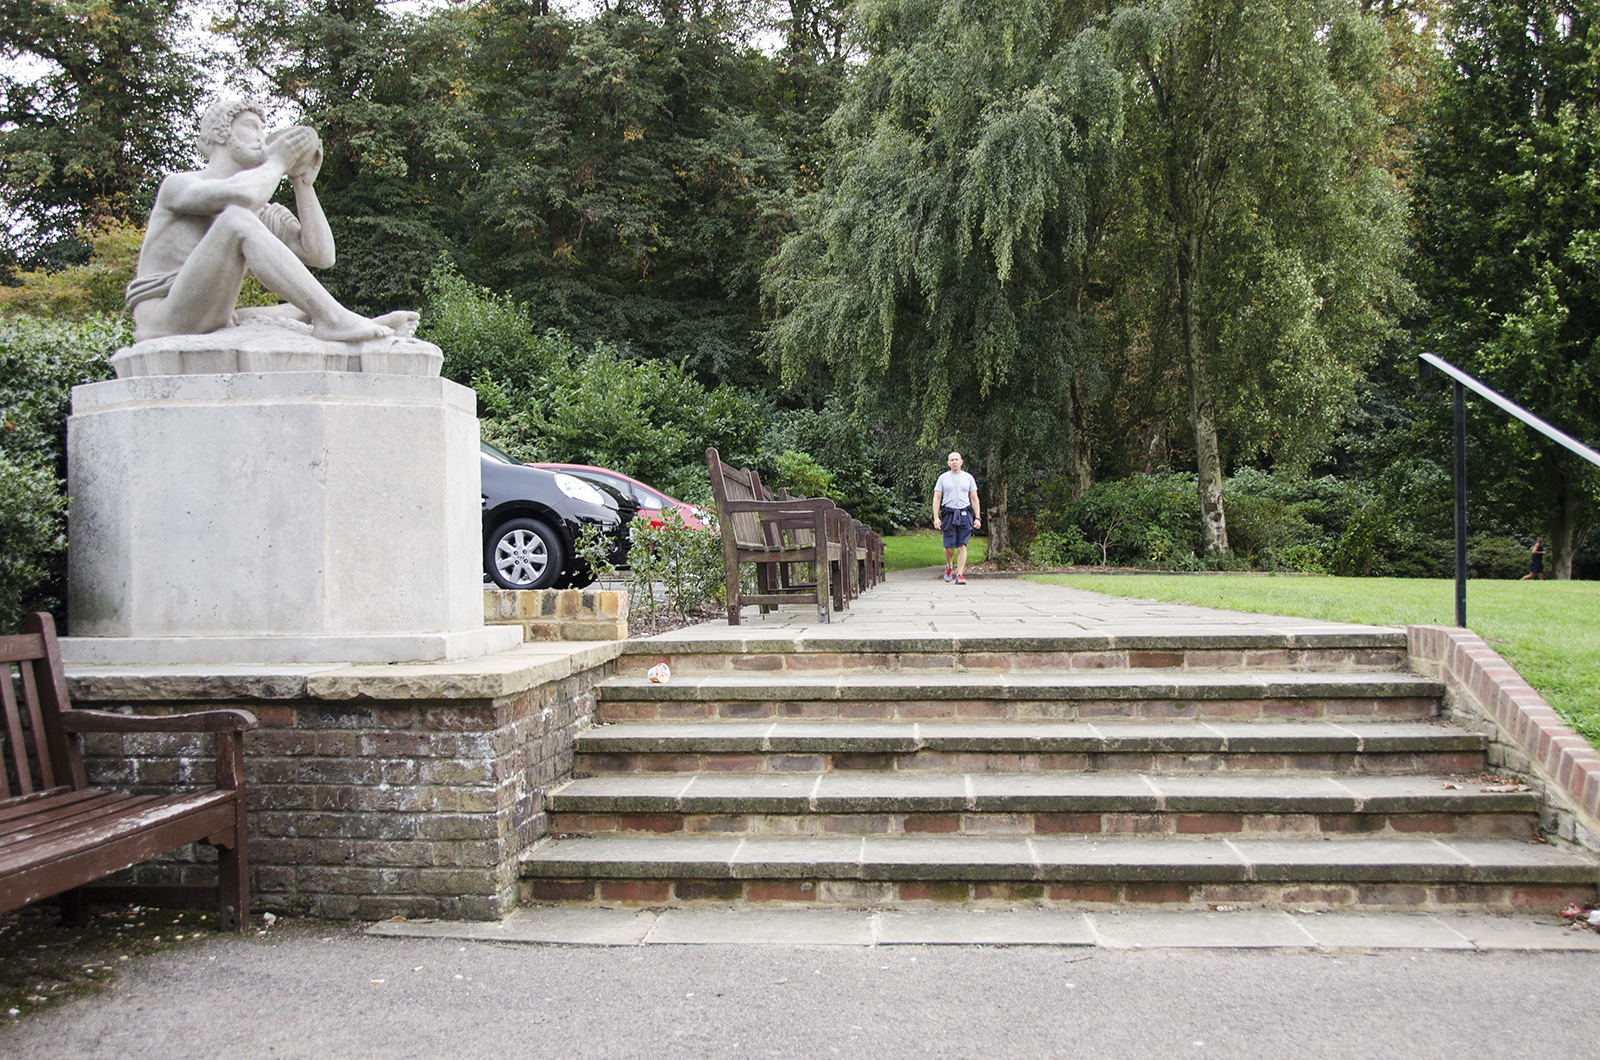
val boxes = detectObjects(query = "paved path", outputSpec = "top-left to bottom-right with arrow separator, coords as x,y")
650,569 -> 1395,643
371,906 -> 1600,952
3,926 -> 1596,1059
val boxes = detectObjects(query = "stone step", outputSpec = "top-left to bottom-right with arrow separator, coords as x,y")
519,834 -> 1600,911
616,631 -> 1410,677
596,671 -> 1444,723
548,773 -> 1536,838
575,720 -> 1482,776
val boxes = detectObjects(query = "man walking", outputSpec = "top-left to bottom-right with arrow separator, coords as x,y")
933,452 -> 981,584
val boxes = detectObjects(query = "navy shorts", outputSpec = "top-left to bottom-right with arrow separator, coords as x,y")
941,508 -> 974,549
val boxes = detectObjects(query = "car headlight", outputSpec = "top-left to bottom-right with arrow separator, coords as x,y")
554,473 -> 608,506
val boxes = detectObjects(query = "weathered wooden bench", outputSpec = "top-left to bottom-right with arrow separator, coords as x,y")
706,448 -> 845,624
0,613 -> 256,931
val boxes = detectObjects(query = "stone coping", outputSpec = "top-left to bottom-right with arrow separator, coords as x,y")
64,639 -> 626,702
520,834 -> 1599,883
599,670 -> 1444,702
550,773 -> 1540,815
622,631 -> 1410,655
576,719 -> 1484,754
1408,625 -> 1600,846
367,906 -> 1600,950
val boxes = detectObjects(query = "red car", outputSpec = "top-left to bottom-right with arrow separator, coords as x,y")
525,463 -> 707,529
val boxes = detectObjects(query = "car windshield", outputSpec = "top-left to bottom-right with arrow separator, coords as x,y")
480,440 -> 517,464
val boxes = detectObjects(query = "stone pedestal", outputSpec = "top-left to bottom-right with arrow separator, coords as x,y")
63,372 -> 523,664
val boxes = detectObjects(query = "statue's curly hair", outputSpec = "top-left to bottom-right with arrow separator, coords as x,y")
196,96 -> 267,158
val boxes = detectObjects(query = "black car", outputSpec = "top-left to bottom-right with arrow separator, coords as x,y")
481,440 -> 633,589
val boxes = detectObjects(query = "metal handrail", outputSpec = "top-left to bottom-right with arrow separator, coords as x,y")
1417,352 -> 1600,627
1418,353 -> 1600,467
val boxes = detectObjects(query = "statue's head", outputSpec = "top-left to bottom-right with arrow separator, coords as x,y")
196,96 -> 268,160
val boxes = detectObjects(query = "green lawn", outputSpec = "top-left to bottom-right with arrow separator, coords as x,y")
883,529 -> 988,572
1033,573 -> 1600,749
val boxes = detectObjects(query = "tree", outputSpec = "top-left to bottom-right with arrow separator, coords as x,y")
458,1 -> 798,385
762,0 -> 1124,552
0,0 -> 207,269
219,0 -> 476,314
1110,0 -> 1411,552
1411,0 -> 1600,578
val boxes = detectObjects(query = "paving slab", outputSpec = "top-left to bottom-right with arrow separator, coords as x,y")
1087,910 -> 1314,949
367,907 -> 1600,950
1439,914 -> 1600,950
873,908 -> 1096,945
369,906 -> 659,945
645,907 -> 876,945
1290,913 -> 1475,950
621,577 -> 1407,649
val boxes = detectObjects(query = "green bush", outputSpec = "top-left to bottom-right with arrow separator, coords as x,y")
1469,535 -> 1533,580
0,452 -> 67,633
423,266 -> 761,506
576,509 -> 730,618
0,313 -> 123,631
1031,472 -> 1201,568
1224,493 -> 1325,571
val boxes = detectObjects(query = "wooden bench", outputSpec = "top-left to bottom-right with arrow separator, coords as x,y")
1,613 -> 256,931
706,448 -> 845,624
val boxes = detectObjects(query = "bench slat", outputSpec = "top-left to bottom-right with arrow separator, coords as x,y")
0,792 -> 157,846
0,636 -> 45,664
0,791 -> 237,878
0,794 -> 239,915
0,786 -> 74,823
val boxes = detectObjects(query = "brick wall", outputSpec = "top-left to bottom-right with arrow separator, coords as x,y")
484,589 -> 628,642
1408,624 -> 1600,853
68,644 -> 621,920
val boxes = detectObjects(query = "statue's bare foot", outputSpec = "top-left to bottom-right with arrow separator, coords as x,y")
372,310 -> 420,337
313,310 -> 393,344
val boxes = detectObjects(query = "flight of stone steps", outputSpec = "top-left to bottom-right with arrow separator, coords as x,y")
521,630 -> 1600,911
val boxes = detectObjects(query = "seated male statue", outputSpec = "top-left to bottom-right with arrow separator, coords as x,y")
127,97 -> 417,343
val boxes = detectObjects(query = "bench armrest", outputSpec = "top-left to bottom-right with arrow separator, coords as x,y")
61,708 -> 259,734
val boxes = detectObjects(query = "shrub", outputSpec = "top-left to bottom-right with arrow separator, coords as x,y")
1224,493 -> 1325,571
1033,472 -> 1201,567
0,313 -> 123,631
1468,536 -> 1532,580
0,452 -> 66,633
575,508 -> 730,619
423,265 -> 762,502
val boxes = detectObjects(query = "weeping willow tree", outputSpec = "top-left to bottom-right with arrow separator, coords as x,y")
762,0 -> 1123,551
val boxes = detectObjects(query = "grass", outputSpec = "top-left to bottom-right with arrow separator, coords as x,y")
884,529 -> 988,572
1032,573 -> 1600,750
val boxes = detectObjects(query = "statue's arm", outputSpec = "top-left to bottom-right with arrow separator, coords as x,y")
157,164 -> 287,218
282,173 -> 336,269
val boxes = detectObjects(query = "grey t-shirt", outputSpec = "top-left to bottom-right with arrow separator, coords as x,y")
936,470 -> 978,510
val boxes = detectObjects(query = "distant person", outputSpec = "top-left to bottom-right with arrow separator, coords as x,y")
1521,535 -> 1545,580
932,451 -> 981,584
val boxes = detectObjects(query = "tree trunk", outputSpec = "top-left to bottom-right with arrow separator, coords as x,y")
1068,369 -> 1092,501
986,443 -> 1010,556
1177,235 -> 1228,553
1543,455 -> 1594,580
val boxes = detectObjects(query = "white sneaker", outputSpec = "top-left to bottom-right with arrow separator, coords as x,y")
943,565 -> 953,583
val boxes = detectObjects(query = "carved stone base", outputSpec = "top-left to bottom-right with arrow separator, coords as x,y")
109,318 -> 444,378
66,372 -> 501,664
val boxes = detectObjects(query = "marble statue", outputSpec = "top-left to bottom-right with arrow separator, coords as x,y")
113,97 -> 441,377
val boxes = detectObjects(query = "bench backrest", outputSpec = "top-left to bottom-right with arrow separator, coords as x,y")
0,613 -> 82,799
706,447 -> 773,550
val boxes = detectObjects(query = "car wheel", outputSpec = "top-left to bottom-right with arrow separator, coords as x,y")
487,518 -> 565,590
